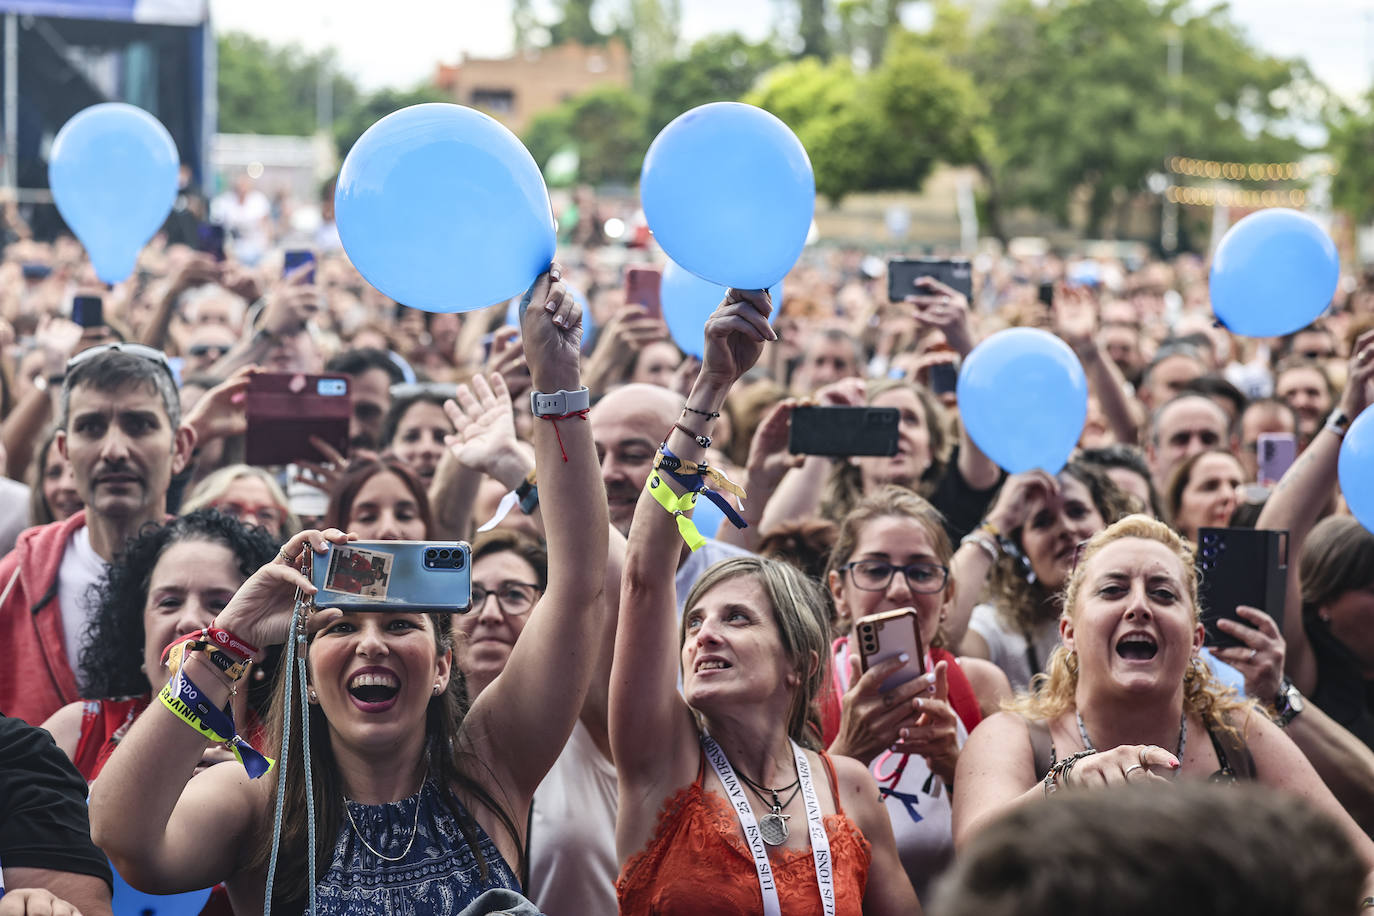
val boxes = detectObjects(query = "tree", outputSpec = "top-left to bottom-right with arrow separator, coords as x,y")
744,33 -> 985,203
548,0 -> 612,46
834,0 -> 908,67
647,34 -> 784,134
797,0 -> 832,59
333,86 -> 452,160
627,0 -> 682,91
957,0 -> 1312,238
522,86 -> 649,186
217,32 -> 358,136
1327,95 -> 1374,225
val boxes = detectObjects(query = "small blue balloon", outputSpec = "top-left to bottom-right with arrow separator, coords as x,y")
48,103 -> 179,284
1339,409 -> 1374,535
957,328 -> 1088,474
642,102 -> 813,290
336,104 -> 556,313
661,259 -> 782,359
110,863 -> 212,915
1210,208 -> 1338,338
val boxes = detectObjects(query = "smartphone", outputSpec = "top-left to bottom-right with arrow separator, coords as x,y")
1196,527 -> 1288,649
71,295 -> 103,328
1037,281 -> 1056,307
243,373 -> 351,466
788,406 -> 900,457
197,223 -> 226,261
1256,433 -> 1298,486
625,266 -> 664,321
855,608 -> 926,692
887,258 -> 973,303
283,249 -> 317,284
929,362 -> 958,396
308,541 -> 472,613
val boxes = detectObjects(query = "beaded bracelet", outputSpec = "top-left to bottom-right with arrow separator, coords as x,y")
1042,749 -> 1097,797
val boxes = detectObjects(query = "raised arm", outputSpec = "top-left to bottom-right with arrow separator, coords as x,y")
1055,284 -> 1139,445
610,289 -> 776,792
715,398 -> 803,550
433,372 -> 536,539
1257,329 -> 1374,693
462,267 -> 609,802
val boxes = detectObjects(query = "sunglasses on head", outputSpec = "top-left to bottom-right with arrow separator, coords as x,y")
66,342 -> 174,381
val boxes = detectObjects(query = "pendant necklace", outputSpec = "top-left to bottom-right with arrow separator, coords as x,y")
735,767 -> 802,846
1077,710 -> 1188,764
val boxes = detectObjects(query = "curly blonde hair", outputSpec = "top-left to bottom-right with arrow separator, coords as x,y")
1008,515 -> 1255,734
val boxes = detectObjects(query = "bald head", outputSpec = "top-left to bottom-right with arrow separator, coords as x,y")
591,383 -> 686,535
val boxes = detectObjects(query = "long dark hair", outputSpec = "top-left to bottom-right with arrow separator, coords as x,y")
250,613 -> 525,910
79,510 -> 279,699
324,458 -> 434,535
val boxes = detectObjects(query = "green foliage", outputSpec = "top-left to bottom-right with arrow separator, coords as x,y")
548,0 -> 611,46
647,34 -> 784,134
1327,96 -> 1374,225
522,86 -> 650,185
745,35 -> 985,203
957,0 -> 1311,235
332,86 -> 452,160
217,32 -> 359,136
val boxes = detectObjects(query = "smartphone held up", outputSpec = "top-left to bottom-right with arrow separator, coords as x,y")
309,541 -> 472,613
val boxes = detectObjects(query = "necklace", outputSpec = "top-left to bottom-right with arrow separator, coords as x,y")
734,766 -> 802,846
343,781 -> 425,863
1077,710 -> 1188,764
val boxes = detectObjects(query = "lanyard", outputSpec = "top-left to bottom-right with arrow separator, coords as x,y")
701,733 -> 836,916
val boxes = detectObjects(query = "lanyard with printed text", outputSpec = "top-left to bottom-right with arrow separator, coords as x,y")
701,733 -> 836,916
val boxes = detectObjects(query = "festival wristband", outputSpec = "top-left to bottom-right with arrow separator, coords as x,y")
160,669 -> 275,779
654,447 -> 747,500
646,471 -> 706,551
164,638 -> 251,682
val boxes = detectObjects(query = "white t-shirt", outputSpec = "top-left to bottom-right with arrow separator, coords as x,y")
57,526 -> 108,690
967,603 -> 1061,694
528,719 -> 619,916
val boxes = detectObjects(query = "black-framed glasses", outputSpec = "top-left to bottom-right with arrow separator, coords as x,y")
470,581 -> 542,616
66,342 -> 174,381
842,560 -> 949,593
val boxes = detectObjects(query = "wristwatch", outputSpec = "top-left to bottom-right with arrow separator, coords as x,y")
530,387 -> 590,418
515,476 -> 539,515
1325,407 -> 1352,438
1274,676 -> 1305,727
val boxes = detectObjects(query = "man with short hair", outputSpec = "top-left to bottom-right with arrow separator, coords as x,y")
325,348 -> 405,453
0,346 -> 194,724
1138,344 -> 1207,410
789,328 -> 862,396
1275,358 -> 1336,448
1239,398 -> 1298,482
1146,393 -> 1231,491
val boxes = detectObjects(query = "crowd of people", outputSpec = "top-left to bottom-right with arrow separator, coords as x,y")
2,182 -> 1374,916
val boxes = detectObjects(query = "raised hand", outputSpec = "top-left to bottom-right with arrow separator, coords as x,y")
442,372 -> 521,477
1212,606 -> 1286,703
983,470 -> 1060,535
829,650 -> 933,765
745,398 -> 804,494
908,276 -> 974,356
520,263 -> 583,393
1340,328 -> 1374,418
891,660 -> 961,782
212,528 -> 352,650
183,365 -> 256,444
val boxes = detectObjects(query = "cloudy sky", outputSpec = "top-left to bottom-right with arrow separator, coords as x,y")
209,0 -> 1374,101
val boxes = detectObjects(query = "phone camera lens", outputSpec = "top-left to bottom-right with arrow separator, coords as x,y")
439,549 -> 451,560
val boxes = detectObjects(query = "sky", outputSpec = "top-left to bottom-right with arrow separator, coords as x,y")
208,0 -> 1374,101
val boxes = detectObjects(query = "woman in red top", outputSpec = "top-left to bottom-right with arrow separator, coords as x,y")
612,289 -> 920,915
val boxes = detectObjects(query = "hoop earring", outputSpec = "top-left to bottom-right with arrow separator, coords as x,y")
1066,650 -> 1079,674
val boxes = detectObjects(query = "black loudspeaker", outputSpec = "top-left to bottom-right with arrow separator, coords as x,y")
1196,527 -> 1288,649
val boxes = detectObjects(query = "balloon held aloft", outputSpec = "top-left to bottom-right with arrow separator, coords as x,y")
661,259 -> 783,359
48,103 -> 179,285
957,328 -> 1088,474
335,103 -> 556,313
1340,410 -> 1374,535
1209,208 -> 1338,338
641,102 -> 813,290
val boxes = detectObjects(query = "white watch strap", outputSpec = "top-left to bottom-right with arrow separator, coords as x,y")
530,387 -> 590,417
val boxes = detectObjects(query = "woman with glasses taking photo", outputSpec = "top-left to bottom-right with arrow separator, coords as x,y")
820,486 -> 1010,900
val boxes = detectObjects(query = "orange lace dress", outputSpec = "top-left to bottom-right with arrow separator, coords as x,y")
617,747 -> 871,915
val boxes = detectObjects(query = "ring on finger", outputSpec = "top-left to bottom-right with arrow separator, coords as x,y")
1138,746 -> 1156,768
1124,764 -> 1145,779
1249,648 -> 1257,661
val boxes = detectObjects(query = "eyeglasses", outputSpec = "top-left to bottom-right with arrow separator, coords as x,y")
842,560 -> 949,593
188,344 -> 231,359
470,581 -> 541,615
66,342 -> 174,381
390,382 -> 458,400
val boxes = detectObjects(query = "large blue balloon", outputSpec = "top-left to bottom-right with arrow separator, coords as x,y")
111,863 -> 212,915
661,259 -> 782,359
48,103 -> 178,284
1339,409 -> 1374,534
1210,208 -> 1338,337
642,102 -> 813,290
336,104 -> 556,313
957,328 -> 1088,474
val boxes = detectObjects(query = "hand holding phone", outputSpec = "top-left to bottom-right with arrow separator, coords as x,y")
855,608 -> 926,692
244,372 -> 351,466
1256,433 -> 1297,486
1197,527 -> 1287,649
625,266 -> 663,321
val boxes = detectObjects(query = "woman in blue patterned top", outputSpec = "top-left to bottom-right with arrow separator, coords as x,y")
90,267 -> 608,914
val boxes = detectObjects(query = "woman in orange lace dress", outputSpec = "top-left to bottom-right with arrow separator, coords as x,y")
611,288 -> 921,915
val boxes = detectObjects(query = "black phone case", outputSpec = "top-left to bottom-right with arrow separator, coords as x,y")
788,406 -> 900,457
1196,527 -> 1288,649
887,258 -> 973,303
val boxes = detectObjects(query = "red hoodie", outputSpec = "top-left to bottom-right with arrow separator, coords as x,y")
0,512 -> 90,725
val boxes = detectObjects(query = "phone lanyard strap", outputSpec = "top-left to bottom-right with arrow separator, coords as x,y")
701,733 -> 836,916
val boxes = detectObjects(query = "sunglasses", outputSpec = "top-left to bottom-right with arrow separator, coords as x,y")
188,344 -> 231,358
389,382 -> 458,400
66,342 -> 175,381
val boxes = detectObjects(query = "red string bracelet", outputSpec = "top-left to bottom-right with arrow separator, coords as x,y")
538,409 -> 590,462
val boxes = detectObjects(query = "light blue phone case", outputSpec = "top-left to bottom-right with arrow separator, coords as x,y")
309,540 -> 472,613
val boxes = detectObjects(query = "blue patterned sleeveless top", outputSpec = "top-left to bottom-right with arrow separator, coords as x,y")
314,777 -> 521,914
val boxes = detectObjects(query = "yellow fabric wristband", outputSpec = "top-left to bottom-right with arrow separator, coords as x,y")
647,471 -> 706,552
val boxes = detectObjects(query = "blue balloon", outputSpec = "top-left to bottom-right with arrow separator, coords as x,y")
642,102 -> 813,289
1210,208 -> 1338,337
957,328 -> 1088,474
48,103 -> 178,284
661,259 -> 782,359
336,104 -> 556,313
110,863 -> 212,916
689,495 -> 728,543
1339,409 -> 1374,535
